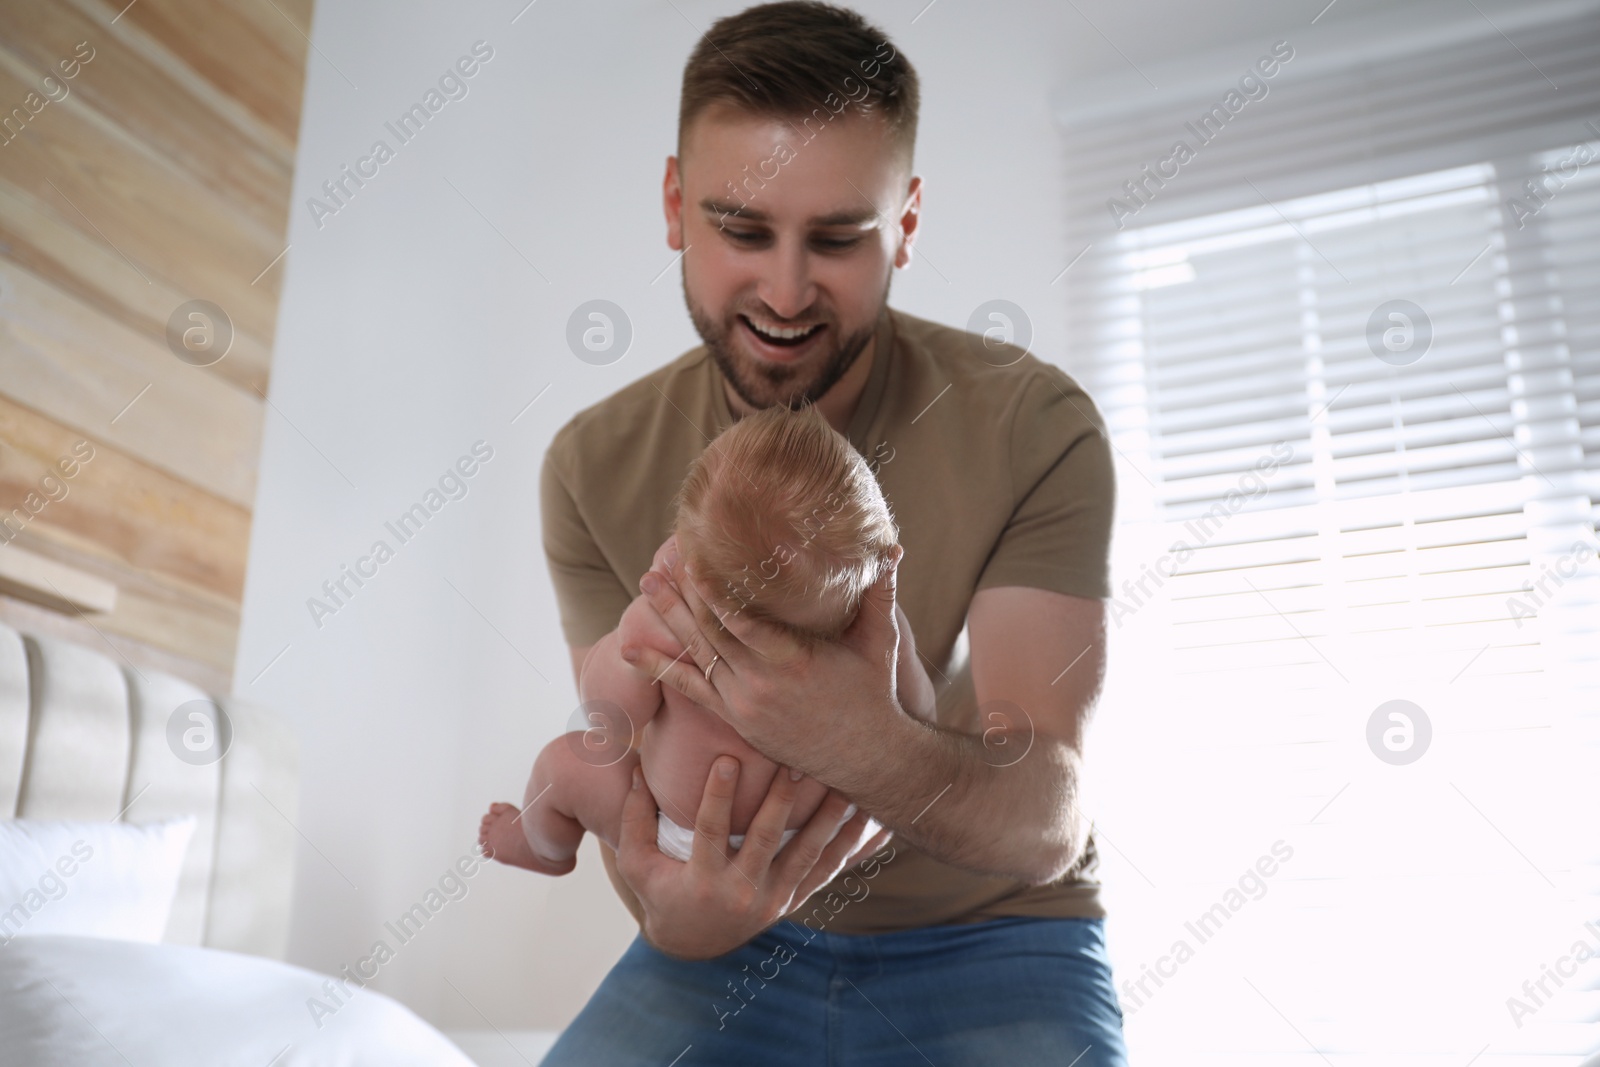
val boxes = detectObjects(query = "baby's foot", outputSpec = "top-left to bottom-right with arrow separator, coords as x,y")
479,802 -> 577,876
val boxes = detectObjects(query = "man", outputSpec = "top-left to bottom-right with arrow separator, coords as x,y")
536,2 -> 1126,1062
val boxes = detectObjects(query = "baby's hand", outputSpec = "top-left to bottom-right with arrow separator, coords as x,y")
650,532 -> 684,584
617,592 -> 683,671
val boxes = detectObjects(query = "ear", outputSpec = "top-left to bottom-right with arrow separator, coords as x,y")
663,155 -> 685,251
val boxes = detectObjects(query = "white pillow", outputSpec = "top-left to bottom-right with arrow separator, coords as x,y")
0,935 -> 478,1066
0,817 -> 196,945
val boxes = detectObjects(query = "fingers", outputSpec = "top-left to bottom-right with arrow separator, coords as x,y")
861,825 -> 895,857
650,533 -> 680,578
683,566 -> 791,664
730,765 -> 802,875
801,807 -> 883,900
844,544 -> 903,648
616,765 -> 664,884
771,789 -> 859,889
845,824 -> 895,872
623,636 -> 723,713
630,569 -> 726,696
651,563 -> 732,668
688,757 -> 740,868
674,564 -> 739,654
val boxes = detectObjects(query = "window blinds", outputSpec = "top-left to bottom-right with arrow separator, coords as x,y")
1056,8 -> 1599,1062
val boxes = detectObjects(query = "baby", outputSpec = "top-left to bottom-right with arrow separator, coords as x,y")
480,402 -> 937,876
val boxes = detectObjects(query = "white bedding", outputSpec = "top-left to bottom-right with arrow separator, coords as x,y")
0,935 -> 476,1066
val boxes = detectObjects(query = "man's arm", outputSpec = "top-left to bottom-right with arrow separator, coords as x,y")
632,555 -> 1105,887
818,586 -> 1105,886
783,374 -> 1112,883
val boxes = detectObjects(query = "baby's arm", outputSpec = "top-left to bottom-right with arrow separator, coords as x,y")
894,601 -> 939,722
481,595 -> 676,876
579,594 -> 673,734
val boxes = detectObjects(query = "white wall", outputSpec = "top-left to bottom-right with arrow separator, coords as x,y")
238,0 -> 1531,1034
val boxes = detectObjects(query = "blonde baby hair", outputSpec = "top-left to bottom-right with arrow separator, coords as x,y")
670,401 -> 898,642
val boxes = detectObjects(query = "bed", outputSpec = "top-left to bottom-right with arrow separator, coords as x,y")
0,619 -> 474,1066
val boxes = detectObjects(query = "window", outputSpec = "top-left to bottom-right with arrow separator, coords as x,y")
1058,9 -> 1599,1062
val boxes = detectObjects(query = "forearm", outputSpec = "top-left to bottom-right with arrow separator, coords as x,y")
821,707 -> 1087,886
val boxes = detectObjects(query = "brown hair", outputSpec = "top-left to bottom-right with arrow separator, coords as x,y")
677,2 -> 919,176
671,402 -> 898,642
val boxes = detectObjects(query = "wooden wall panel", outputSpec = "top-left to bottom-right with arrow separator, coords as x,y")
1,259 -> 263,508
0,55 -> 284,343
0,2 -> 292,236
4,525 -> 240,673
0,395 -> 249,601
0,179 -> 274,395
91,0 -> 316,148
0,0 -> 311,689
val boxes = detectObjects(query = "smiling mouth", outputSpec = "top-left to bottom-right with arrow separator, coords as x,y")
739,315 -> 826,348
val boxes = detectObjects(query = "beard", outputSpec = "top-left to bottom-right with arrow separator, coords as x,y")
684,269 -> 890,413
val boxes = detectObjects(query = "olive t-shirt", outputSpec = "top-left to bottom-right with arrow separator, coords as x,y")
540,305 -> 1116,934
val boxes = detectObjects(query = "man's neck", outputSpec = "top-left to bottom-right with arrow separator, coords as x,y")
723,333 -> 878,436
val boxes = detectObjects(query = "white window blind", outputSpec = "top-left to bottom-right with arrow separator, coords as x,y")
1058,9 -> 1600,1064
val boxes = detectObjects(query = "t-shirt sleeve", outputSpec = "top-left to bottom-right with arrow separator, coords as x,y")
541,438 -> 633,649
974,369 -> 1116,600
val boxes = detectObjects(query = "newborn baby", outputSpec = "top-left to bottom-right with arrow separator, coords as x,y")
480,402 -> 937,875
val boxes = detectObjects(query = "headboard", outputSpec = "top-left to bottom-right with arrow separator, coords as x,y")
0,620 -> 298,959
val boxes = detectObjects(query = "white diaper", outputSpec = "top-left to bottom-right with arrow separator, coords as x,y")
655,805 -> 858,862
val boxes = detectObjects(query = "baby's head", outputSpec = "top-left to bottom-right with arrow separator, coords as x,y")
671,402 -> 898,643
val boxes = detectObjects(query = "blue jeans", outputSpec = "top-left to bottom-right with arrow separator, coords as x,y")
539,915 -> 1128,1065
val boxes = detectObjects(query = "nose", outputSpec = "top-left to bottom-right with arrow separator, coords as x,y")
754,242 -> 818,321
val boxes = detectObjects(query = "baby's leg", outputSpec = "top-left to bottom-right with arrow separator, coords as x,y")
481,735 -> 640,875
535,737 -> 641,855
481,738 -> 580,875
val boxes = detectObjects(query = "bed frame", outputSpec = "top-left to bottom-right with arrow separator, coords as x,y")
0,619 -> 298,958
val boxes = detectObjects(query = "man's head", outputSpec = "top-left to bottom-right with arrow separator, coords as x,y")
664,2 -> 922,412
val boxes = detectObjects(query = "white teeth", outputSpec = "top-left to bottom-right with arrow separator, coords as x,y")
746,317 -> 820,341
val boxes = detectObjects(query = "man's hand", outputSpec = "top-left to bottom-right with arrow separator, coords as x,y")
614,754 -> 893,961
615,590 -> 681,668
621,537 -> 908,780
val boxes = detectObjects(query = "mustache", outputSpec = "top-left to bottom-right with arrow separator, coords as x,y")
735,310 -> 829,329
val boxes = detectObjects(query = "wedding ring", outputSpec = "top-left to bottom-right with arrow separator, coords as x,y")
704,654 -> 720,682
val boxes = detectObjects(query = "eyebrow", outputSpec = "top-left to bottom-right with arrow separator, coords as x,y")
701,198 -> 880,228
